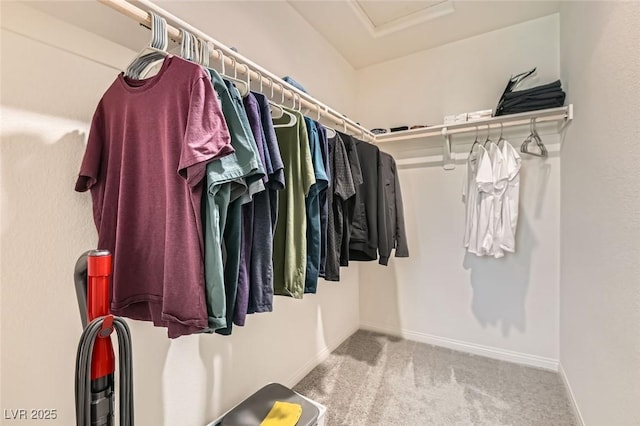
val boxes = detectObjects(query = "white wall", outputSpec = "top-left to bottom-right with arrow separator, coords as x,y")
355,15 -> 562,368
0,2 -> 359,425
559,2 -> 640,425
158,0 -> 358,116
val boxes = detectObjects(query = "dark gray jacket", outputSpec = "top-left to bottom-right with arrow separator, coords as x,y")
349,140 -> 390,265
379,152 -> 409,262
337,132 -> 363,267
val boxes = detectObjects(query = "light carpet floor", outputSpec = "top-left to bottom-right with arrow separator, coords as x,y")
294,330 -> 577,426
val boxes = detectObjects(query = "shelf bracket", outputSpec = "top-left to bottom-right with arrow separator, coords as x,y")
559,104 -> 574,133
442,127 -> 455,170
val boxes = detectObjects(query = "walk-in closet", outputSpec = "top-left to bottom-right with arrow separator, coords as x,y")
1,1 -> 638,425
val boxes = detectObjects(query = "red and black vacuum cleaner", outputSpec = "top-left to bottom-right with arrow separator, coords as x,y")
74,250 -> 134,426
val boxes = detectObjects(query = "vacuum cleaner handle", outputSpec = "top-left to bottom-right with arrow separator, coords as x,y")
74,249 -> 112,328
74,251 -> 91,328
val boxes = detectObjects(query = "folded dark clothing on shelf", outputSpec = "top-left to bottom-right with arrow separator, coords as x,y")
500,101 -> 565,114
503,89 -> 565,106
390,126 -> 409,132
502,92 -> 566,109
282,76 -> 307,93
503,80 -> 563,100
496,79 -> 565,116
507,87 -> 564,99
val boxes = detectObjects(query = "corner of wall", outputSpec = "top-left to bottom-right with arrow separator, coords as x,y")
558,363 -> 585,426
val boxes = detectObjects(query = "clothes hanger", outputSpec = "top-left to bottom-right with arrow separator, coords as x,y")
521,118 -> 548,157
124,12 -> 169,79
272,83 -> 297,128
469,126 -> 481,155
127,12 -> 166,76
482,124 -> 493,147
199,37 -> 210,68
257,71 -> 288,125
316,105 -> 337,138
294,93 -> 303,114
266,79 -> 284,119
255,70 -> 264,98
256,70 -> 284,119
221,53 -> 250,97
180,30 -> 192,60
496,123 -> 506,147
140,24 -> 200,78
324,127 -> 337,138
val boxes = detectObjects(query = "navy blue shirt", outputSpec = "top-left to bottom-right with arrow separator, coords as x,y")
303,118 -> 328,293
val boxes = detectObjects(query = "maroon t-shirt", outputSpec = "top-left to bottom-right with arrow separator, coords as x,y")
75,56 -> 233,337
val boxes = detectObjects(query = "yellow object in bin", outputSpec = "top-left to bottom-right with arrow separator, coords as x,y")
219,383 -> 319,426
260,401 -> 302,426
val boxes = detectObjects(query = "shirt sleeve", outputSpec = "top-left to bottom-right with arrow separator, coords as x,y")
75,101 -> 105,193
298,113 -> 316,196
343,133 -> 363,187
179,76 -> 234,186
391,156 -> 409,258
333,135 -> 356,201
462,161 -> 469,203
376,149 -> 391,266
505,142 -> 522,180
476,148 -> 493,193
491,145 -> 509,190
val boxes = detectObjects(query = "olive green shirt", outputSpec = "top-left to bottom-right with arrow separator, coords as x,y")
273,109 -> 316,298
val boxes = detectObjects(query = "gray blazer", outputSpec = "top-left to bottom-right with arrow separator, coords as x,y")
379,152 -> 409,262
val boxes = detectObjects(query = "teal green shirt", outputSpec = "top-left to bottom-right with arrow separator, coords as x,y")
202,69 -> 264,331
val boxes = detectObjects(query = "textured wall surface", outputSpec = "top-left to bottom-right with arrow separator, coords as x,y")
356,15 -> 562,366
0,3 -> 359,425
559,2 -> 640,425
356,15 -> 560,130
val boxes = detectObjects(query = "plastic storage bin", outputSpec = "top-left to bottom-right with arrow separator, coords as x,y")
211,383 -> 320,426
296,391 -> 326,426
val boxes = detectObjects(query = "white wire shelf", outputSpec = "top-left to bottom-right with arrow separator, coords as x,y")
374,105 -> 573,144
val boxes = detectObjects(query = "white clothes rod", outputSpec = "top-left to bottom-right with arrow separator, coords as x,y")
375,105 -> 574,144
98,0 -> 376,142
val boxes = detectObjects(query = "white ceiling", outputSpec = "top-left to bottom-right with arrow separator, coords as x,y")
23,1 -> 560,70
357,1 -> 451,27
288,0 -> 560,69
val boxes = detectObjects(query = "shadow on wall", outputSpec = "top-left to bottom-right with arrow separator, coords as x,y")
1,130 -> 88,240
125,322 -> 171,425
357,253 -> 404,333
1,125 -> 175,425
463,212 -> 536,336
463,156 -> 551,336
1,129 -> 99,424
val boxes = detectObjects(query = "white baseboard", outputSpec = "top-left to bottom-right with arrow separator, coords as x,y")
360,322 -> 559,371
559,363 -> 585,426
285,323 -> 360,387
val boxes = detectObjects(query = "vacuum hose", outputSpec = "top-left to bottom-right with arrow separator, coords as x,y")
75,315 -> 134,426
74,249 -> 133,426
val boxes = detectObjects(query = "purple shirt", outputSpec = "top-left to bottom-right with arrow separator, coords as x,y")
253,92 -> 285,231
235,93 -> 268,326
75,56 -> 233,338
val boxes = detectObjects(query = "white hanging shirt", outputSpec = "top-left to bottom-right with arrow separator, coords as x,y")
487,142 -> 509,258
463,145 -> 481,252
472,144 -> 494,256
497,139 -> 522,253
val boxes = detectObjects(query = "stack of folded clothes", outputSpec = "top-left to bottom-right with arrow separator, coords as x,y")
495,68 -> 566,116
